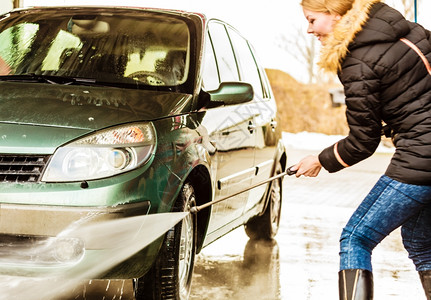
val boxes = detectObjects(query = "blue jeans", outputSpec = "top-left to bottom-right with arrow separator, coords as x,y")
339,175 -> 431,272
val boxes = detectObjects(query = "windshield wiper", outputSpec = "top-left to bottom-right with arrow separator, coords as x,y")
0,74 -> 97,85
0,74 -> 178,91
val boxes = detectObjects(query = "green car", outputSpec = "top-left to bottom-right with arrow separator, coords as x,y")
0,6 -> 287,299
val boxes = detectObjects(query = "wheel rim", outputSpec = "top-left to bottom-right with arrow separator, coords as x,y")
270,178 -> 282,234
178,192 -> 195,299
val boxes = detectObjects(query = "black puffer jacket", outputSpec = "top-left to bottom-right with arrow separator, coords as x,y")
317,0 -> 431,185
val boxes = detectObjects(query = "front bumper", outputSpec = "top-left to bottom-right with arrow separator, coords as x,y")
0,201 -> 150,237
0,201 -> 157,277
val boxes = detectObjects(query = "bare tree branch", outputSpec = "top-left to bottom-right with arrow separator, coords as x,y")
276,26 -> 319,83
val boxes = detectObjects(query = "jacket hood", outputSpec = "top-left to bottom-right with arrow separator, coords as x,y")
318,0 -> 409,73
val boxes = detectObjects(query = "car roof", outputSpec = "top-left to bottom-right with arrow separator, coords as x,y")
11,5 -> 208,21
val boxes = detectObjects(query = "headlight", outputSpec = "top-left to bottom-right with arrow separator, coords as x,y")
41,123 -> 156,182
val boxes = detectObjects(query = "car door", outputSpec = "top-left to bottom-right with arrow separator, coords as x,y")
227,27 -> 280,211
200,21 -> 256,232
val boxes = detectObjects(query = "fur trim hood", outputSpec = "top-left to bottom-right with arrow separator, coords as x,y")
318,0 -> 381,73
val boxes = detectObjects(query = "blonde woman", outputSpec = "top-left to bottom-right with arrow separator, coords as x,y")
292,0 -> 431,299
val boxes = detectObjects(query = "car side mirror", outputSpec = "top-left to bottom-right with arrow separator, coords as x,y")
201,82 -> 254,109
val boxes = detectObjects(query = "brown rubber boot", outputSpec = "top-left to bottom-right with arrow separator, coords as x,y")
419,270 -> 431,300
339,269 -> 373,300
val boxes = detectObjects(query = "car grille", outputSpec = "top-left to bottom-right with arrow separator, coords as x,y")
0,155 -> 50,183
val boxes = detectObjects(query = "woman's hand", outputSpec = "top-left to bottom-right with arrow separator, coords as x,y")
290,155 -> 322,177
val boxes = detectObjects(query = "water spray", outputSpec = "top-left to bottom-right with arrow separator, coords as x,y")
190,166 -> 297,214
0,212 -> 188,300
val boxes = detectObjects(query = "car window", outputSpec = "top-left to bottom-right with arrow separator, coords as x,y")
258,63 -> 272,99
226,27 -> 263,98
202,33 -> 220,91
207,22 -> 239,82
0,11 -> 191,89
250,42 -> 272,99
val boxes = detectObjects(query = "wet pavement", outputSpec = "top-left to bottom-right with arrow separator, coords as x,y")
190,148 -> 425,300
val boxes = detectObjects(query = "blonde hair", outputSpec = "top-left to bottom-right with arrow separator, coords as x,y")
300,0 -> 354,16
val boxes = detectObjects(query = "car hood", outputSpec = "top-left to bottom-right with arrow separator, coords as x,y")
0,82 -> 193,129
0,82 -> 193,153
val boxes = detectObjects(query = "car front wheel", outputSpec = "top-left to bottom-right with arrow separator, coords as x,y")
134,182 -> 197,300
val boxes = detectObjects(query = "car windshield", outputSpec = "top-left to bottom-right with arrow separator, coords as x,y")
0,8 -> 192,91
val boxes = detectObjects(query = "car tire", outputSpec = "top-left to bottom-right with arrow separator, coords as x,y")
134,182 -> 197,300
244,163 -> 282,240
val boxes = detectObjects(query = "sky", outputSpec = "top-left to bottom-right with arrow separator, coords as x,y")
12,0 -> 431,82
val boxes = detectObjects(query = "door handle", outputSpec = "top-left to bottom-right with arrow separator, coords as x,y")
247,121 -> 256,133
270,119 -> 278,132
